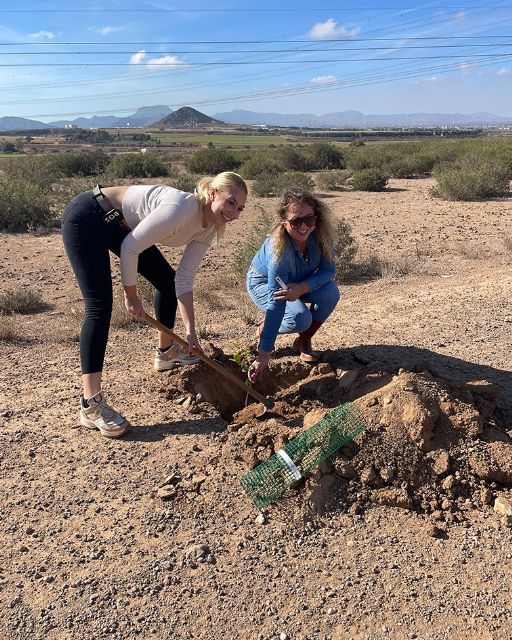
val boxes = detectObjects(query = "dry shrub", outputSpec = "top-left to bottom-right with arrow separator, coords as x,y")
351,252 -> 431,280
503,235 -> 512,254
451,241 -> 490,260
0,287 -> 45,315
0,315 -> 17,341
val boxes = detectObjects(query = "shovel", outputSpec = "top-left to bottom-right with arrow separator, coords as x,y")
144,312 -> 274,414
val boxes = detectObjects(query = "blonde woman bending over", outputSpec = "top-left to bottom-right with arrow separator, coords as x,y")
62,172 -> 248,438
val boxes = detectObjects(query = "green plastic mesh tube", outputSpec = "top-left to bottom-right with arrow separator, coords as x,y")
240,402 -> 366,509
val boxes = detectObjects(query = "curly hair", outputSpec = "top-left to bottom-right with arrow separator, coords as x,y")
270,188 -> 336,263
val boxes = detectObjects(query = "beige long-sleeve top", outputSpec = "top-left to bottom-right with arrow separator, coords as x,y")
120,185 -> 216,297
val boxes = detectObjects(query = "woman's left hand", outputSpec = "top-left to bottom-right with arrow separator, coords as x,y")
273,282 -> 308,302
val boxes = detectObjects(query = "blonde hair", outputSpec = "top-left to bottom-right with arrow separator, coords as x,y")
270,188 -> 336,263
194,172 -> 248,240
194,171 -> 247,204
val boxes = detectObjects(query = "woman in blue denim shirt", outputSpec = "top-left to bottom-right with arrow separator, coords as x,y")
246,188 -> 340,382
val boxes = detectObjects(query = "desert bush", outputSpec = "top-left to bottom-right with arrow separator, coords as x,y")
334,218 -> 358,282
233,205 -> 273,277
167,173 -> 199,193
109,152 -> 169,178
238,155 -> 283,179
504,235 -> 512,254
2,142 -> 17,154
303,142 -> 345,170
0,179 -> 56,231
387,157 -> 416,179
252,173 -> 279,197
2,154 -> 60,189
274,171 -> 315,193
52,150 -> 110,177
351,168 -> 388,192
0,287 -> 45,315
185,148 -> 240,174
432,166 -> 509,201
315,169 -> 352,191
267,147 -> 308,171
0,315 -> 17,341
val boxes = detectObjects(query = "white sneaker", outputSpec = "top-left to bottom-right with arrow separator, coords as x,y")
79,391 -> 130,438
154,343 -> 201,371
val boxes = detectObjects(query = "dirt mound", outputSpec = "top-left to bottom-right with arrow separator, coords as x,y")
159,351 -> 512,525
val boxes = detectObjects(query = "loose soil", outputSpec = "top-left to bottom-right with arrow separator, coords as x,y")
1,177 -> 511,640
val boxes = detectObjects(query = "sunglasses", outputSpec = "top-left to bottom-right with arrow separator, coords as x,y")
287,214 -> 317,229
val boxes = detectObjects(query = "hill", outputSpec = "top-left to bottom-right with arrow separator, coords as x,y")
152,106 -> 224,128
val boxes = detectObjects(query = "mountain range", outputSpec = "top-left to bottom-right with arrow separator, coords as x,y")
1,105 -> 512,132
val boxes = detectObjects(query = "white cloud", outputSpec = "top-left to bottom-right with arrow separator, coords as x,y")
28,30 -> 55,39
453,11 -> 467,21
130,50 -> 147,65
130,51 -> 186,70
309,19 -> 360,40
147,55 -> 186,70
89,25 -> 126,36
498,67 -> 512,76
311,75 -> 337,85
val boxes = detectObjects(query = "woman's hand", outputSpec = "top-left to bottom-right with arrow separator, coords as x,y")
186,330 -> 203,355
273,281 -> 308,302
124,294 -> 146,321
248,351 -> 271,383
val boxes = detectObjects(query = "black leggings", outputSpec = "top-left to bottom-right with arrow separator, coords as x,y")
61,191 -> 177,374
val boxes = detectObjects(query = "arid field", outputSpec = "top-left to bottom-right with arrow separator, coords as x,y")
1,176 -> 511,640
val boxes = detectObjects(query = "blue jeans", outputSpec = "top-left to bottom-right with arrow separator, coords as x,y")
246,269 -> 340,336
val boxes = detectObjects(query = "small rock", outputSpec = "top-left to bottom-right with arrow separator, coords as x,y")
494,496 -> 512,517
337,369 -> 358,391
429,450 -> 450,476
255,513 -> 266,525
480,487 -> 493,505
279,633 -> 289,640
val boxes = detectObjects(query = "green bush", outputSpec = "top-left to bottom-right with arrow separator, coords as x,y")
274,171 -> 315,193
233,205 -> 273,277
303,142 -> 345,170
167,173 -> 199,193
315,169 -> 352,191
387,157 -> 416,179
185,147 -> 240,174
351,168 -> 388,192
252,173 -> 278,197
3,154 -> 60,189
1,142 -> 17,154
0,179 -> 55,231
238,155 -> 283,179
432,167 -> 510,201
334,218 -> 358,282
267,147 -> 308,171
52,150 -> 110,177
109,152 -> 169,178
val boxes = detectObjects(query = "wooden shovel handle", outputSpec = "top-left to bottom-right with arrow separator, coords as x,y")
144,313 -> 273,409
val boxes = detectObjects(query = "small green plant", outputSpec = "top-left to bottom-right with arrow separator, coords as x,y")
230,343 -> 256,382
0,287 -> 46,315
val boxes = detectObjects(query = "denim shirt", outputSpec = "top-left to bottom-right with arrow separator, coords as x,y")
250,233 -> 335,352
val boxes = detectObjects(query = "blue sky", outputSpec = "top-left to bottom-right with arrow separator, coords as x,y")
1,1 -> 512,122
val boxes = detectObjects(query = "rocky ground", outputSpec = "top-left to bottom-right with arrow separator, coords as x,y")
0,177 -> 511,640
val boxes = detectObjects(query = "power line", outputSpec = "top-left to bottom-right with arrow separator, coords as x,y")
4,36 -> 512,46
4,43 -> 512,55
3,53 -> 512,67
1,6 -> 506,12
